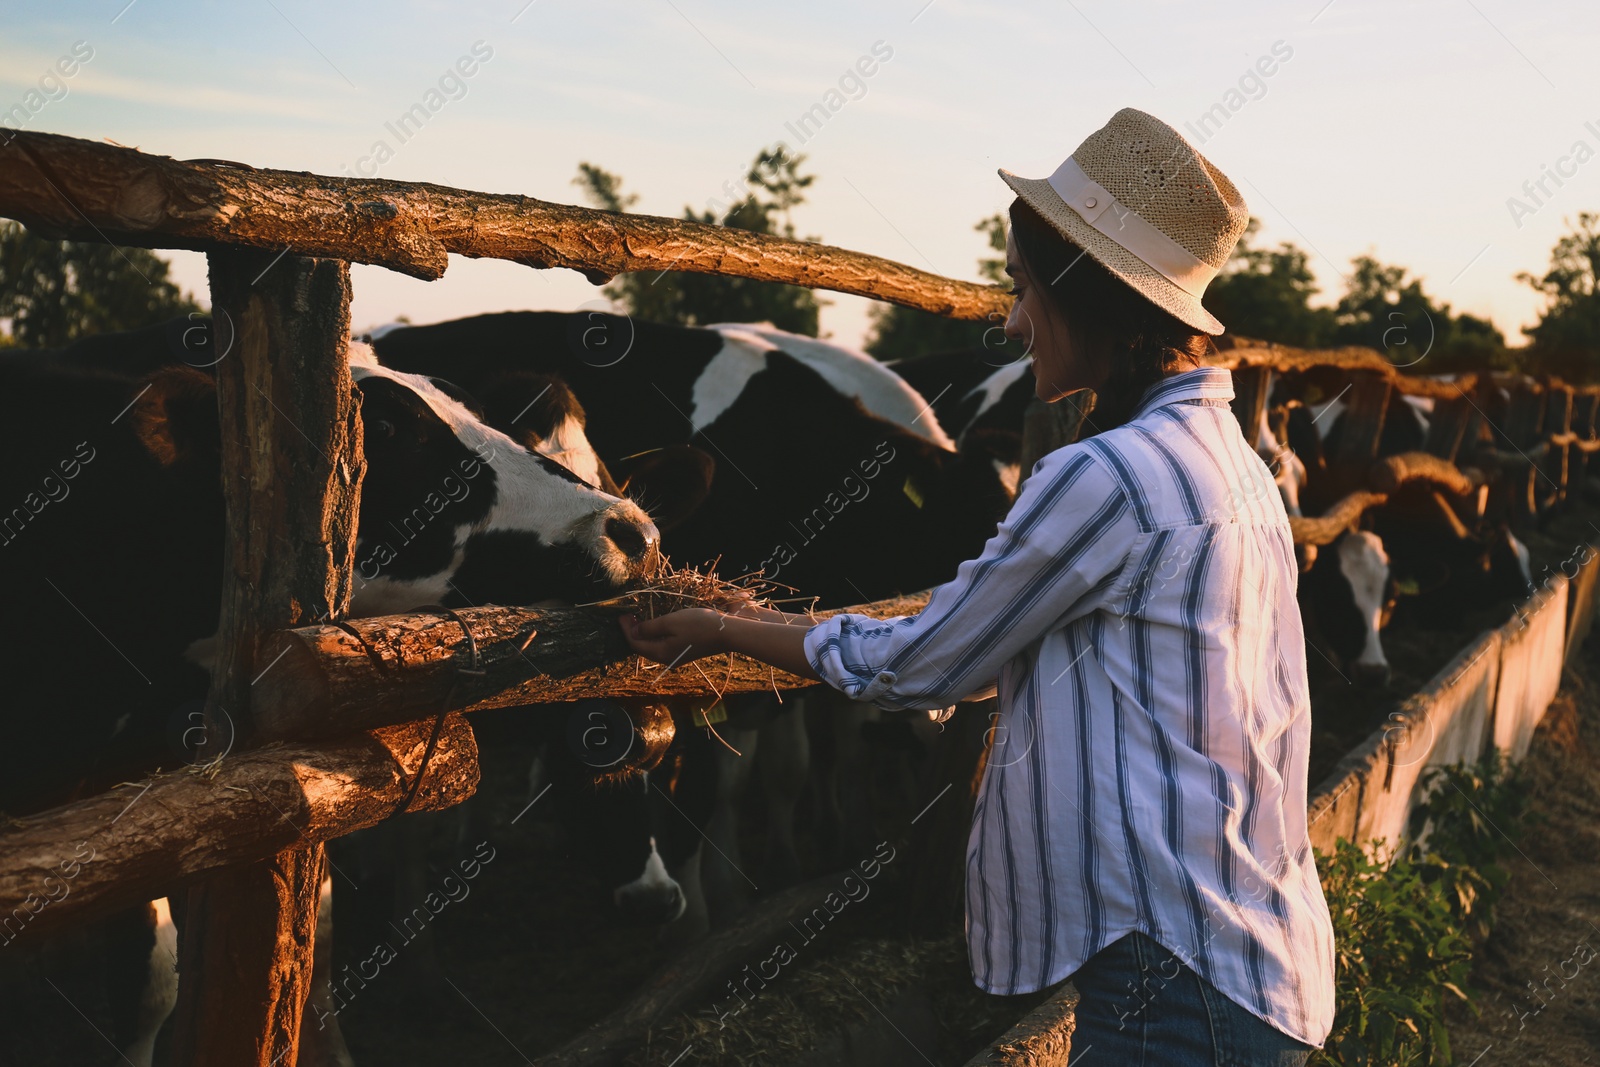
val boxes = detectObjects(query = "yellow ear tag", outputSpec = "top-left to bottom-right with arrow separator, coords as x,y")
695,700 -> 728,728
902,477 -> 925,509
1394,579 -> 1421,596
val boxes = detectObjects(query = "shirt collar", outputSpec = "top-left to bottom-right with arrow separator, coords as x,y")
1131,366 -> 1235,419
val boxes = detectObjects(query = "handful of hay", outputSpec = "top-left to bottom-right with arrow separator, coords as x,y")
584,558 -> 806,621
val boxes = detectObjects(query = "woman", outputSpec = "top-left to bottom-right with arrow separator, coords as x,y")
622,108 -> 1334,1065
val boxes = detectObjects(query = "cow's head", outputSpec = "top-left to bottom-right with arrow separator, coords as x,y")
529,700 -> 709,927
1301,529 -> 1393,687
346,346 -> 660,614
1257,406 -> 1307,518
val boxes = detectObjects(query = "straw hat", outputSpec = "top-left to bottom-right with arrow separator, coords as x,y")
999,107 -> 1248,335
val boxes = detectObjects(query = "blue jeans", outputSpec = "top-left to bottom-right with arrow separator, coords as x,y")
1065,932 -> 1316,1066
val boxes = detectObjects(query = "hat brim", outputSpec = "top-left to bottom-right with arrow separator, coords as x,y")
998,168 -> 1226,336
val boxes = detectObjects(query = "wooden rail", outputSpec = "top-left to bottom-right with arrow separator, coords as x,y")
0,717 -> 476,944
251,594 -> 932,741
0,130 -> 1009,321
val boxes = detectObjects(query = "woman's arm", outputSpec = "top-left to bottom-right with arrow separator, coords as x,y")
620,608 -> 821,680
622,445 -> 1133,710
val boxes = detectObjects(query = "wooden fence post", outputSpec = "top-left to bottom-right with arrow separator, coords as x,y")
1330,371 -> 1391,466
173,249 -> 363,1066
1424,395 -> 1477,463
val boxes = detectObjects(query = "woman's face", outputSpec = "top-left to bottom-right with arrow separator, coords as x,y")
1003,229 -> 1105,402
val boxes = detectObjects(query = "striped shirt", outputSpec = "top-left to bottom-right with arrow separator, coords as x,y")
803,367 -> 1335,1047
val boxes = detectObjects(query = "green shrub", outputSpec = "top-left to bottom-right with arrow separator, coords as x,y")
1405,750 -> 1528,940
1313,839 -> 1473,1066
1312,753 -> 1529,1066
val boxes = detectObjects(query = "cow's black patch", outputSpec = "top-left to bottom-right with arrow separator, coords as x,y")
354,375 -> 498,584
444,528 -> 603,607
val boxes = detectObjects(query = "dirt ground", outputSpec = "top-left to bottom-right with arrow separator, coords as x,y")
1443,633 -> 1600,1064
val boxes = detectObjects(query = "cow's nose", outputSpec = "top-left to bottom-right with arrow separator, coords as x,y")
613,880 -> 686,926
1352,662 -> 1390,688
605,511 -> 661,576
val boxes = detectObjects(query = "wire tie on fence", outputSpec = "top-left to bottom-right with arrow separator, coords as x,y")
391,606 -> 482,818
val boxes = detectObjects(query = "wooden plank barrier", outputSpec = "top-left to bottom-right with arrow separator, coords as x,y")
1492,575 -> 1569,760
1306,629 -> 1502,854
1565,547 -> 1600,671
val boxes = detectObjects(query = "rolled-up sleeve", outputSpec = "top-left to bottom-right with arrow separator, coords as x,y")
803,446 -> 1134,711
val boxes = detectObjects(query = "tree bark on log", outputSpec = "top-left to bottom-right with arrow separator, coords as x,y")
0,717 -> 477,946
251,593 -> 933,741
173,250 -> 366,1067
0,130 -> 1010,321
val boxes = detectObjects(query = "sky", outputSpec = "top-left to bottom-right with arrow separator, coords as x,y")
2,0 -> 1598,349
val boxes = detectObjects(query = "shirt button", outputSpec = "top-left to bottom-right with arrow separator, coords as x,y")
877,671 -> 897,684
1084,196 -> 1098,208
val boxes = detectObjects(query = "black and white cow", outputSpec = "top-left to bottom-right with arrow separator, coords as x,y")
1299,529 -> 1395,688
367,311 -> 1014,608
367,313 -> 1018,934
888,350 -> 1035,497
0,339 -> 659,1063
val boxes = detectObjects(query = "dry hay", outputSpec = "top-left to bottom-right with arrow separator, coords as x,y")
585,558 -> 807,621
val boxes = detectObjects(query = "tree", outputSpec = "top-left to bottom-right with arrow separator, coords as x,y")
1518,212 -> 1600,381
572,147 -> 825,335
1331,255 -> 1505,373
1204,220 -> 1505,371
1203,219 -> 1337,348
0,221 -> 203,348
863,213 -> 1022,362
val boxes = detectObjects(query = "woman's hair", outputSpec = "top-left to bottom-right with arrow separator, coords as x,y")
1008,198 -> 1210,433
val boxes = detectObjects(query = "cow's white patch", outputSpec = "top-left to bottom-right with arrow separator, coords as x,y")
122,897 -> 178,1067
1507,529 -> 1532,587
993,458 -> 1021,499
612,834 -> 686,922
707,324 -> 957,450
1309,396 -> 1347,441
688,333 -> 768,435
537,414 -> 606,489
962,360 -> 1031,431
1337,531 -> 1391,672
1400,394 -> 1432,438
1255,409 -> 1306,518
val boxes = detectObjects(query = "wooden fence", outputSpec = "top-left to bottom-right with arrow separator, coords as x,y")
2,127 -> 1598,1066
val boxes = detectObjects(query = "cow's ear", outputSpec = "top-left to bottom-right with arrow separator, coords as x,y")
612,445 -> 715,531
129,366 -> 219,468
481,372 -> 583,444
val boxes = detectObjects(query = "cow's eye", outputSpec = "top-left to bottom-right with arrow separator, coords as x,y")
371,418 -> 396,440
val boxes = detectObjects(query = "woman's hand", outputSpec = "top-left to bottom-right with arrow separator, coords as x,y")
620,609 -> 731,666
619,608 -> 822,681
